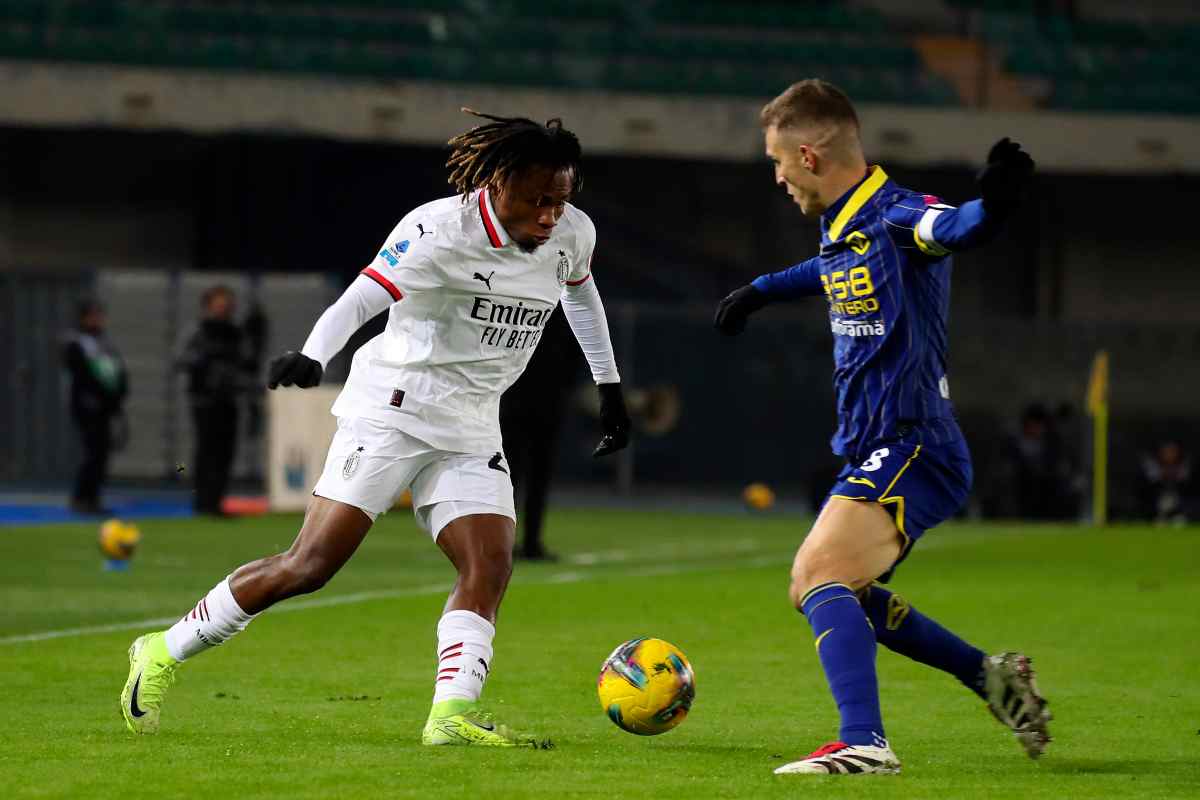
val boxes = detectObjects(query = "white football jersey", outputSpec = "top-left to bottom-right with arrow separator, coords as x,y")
331,189 -> 595,453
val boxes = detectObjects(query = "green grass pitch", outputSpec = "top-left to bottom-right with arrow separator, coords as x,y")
1,509 -> 1197,798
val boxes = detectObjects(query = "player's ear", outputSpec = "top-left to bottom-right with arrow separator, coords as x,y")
799,145 -> 817,174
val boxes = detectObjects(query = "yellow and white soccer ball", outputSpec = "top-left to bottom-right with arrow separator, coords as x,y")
98,519 -> 141,561
597,637 -> 695,735
742,482 -> 776,511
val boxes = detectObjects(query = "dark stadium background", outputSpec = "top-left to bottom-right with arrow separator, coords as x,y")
2,0 -> 1198,521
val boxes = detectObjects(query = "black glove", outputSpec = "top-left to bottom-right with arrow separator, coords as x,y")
267,351 -> 323,389
593,382 -> 631,458
977,137 -> 1034,218
713,284 -> 769,336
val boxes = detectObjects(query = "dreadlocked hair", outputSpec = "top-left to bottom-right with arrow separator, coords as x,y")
446,108 -> 583,201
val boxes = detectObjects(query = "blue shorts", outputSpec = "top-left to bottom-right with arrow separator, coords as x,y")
823,426 -> 973,580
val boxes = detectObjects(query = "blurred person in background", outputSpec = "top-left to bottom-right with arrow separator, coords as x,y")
1137,440 -> 1191,524
1003,403 -> 1067,519
500,308 -> 580,561
62,299 -> 128,514
179,286 -> 266,516
1053,401 -> 1086,519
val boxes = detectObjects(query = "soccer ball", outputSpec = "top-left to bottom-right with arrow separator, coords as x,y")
597,637 -> 695,735
742,482 -> 776,511
98,519 -> 141,561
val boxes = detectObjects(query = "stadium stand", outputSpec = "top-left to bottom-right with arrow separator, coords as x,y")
0,0 -> 958,105
3,1 -> 1196,113
950,0 -> 1200,113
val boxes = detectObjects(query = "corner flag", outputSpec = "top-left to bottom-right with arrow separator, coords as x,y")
1085,351 -> 1109,525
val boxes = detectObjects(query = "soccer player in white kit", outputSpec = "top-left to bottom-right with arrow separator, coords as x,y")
120,111 -> 631,747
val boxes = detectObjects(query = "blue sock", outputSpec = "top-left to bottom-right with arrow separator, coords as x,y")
801,582 -> 884,747
860,584 -> 987,698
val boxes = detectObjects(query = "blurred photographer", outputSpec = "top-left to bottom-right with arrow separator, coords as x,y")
1137,441 -> 1192,525
62,299 -> 128,514
179,286 -> 266,515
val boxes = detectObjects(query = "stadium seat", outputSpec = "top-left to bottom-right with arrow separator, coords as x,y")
0,0 -> 955,108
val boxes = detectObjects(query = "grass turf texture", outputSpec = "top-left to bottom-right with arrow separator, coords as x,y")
1,510 -> 1197,798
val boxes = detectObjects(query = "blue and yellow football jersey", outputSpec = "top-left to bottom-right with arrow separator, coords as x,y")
753,165 -> 1001,463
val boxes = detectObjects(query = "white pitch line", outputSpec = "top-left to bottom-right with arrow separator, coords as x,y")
0,616 -> 181,644
0,523 -> 1029,647
0,551 -> 790,647
566,537 -> 760,566
0,583 -> 453,646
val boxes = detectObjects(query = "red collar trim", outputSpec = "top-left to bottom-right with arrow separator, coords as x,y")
479,190 -> 504,248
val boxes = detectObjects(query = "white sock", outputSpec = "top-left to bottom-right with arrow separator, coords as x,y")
164,577 -> 255,662
432,610 -> 495,704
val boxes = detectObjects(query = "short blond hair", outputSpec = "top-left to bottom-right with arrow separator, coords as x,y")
760,79 -> 859,133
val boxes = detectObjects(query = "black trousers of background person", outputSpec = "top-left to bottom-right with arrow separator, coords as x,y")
72,411 -> 113,508
191,402 -> 238,514
502,403 -> 567,557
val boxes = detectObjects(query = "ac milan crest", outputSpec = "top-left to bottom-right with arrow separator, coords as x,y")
343,446 -> 364,479
556,249 -> 569,285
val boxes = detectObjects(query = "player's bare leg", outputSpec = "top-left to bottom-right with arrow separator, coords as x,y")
121,497 -> 372,734
228,497 -> 373,613
437,513 -> 515,622
422,513 -> 548,748
789,498 -> 902,603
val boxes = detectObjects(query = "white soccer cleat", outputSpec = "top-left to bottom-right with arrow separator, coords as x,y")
774,741 -> 901,775
984,651 -> 1052,758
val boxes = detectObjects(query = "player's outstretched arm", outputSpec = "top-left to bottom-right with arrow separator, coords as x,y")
266,274 -> 393,389
978,137 -> 1035,218
892,138 -> 1035,256
713,285 -> 768,336
559,276 -> 630,458
714,256 -> 823,335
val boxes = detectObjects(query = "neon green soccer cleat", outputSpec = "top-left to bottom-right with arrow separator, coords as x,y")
120,632 -> 178,734
421,700 -> 552,749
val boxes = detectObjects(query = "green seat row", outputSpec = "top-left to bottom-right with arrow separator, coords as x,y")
1053,80 -> 1200,114
982,10 -> 1200,49
0,24 -> 956,106
0,12 -> 924,76
1005,41 -> 1200,82
650,0 -> 884,32
0,0 -> 899,36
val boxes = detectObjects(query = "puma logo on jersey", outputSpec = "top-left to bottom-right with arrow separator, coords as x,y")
473,271 -> 495,290
488,452 -> 508,474
417,223 -> 434,238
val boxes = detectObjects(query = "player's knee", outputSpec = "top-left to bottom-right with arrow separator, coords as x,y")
787,561 -> 816,609
483,548 -> 514,586
460,545 -> 512,592
276,553 -> 333,597
789,545 -> 824,600
788,547 -> 856,609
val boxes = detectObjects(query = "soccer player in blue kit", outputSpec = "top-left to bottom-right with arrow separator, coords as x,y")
714,80 -> 1050,775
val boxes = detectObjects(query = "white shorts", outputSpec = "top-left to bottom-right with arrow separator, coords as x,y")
312,416 -> 515,538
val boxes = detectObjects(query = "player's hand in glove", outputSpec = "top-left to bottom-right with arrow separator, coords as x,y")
593,382 -> 631,458
267,351 -> 323,389
978,137 -> 1035,218
714,284 -> 769,336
